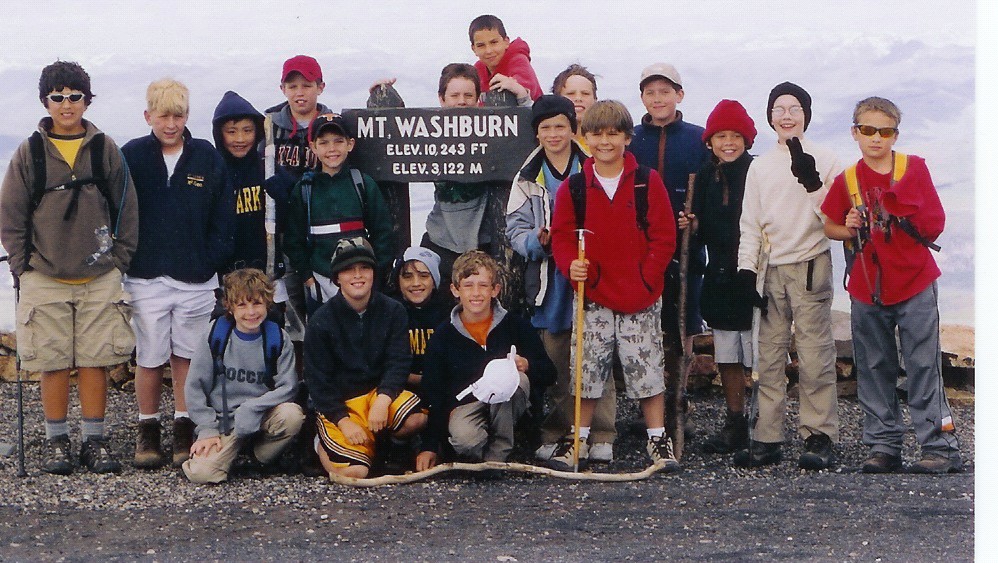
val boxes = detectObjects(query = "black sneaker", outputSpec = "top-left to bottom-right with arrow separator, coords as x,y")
862,451 -> 902,474
42,434 -> 74,475
733,440 -> 782,468
80,437 -> 122,474
799,433 -> 835,470
702,411 -> 749,454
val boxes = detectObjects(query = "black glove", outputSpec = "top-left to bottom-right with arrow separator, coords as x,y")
736,269 -> 768,316
787,137 -> 822,193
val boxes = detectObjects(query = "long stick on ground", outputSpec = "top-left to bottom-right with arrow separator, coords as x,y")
2,255 -> 26,477
328,460 -> 675,488
674,174 -> 697,460
572,229 -> 589,472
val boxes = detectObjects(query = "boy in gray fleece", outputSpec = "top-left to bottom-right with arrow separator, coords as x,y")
183,269 -> 305,483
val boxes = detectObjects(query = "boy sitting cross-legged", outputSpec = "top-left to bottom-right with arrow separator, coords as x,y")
182,269 -> 304,483
549,100 -> 679,471
305,237 -> 426,479
416,251 -> 556,471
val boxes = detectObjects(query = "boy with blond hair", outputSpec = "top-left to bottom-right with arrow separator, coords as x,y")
122,78 -> 234,468
416,251 -> 555,470
0,60 -> 139,474
183,269 -> 303,483
822,96 -> 961,474
549,100 -> 678,471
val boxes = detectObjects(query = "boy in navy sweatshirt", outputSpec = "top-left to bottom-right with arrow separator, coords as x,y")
122,79 -> 235,469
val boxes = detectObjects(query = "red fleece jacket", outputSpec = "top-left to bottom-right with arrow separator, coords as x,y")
821,155 -> 944,306
474,37 -> 543,101
551,153 -> 676,314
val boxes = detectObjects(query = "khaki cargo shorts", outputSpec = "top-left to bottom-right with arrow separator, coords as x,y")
16,269 -> 134,372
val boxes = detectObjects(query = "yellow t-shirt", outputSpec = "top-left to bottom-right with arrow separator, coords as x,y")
49,135 -> 85,169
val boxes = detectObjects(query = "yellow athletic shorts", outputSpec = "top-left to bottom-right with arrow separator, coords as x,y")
316,389 -> 421,468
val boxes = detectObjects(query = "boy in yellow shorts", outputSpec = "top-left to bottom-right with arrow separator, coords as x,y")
304,237 -> 426,478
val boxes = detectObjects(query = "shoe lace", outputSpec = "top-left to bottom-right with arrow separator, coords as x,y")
651,436 -> 674,458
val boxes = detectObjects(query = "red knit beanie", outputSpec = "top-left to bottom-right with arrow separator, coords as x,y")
702,99 -> 757,149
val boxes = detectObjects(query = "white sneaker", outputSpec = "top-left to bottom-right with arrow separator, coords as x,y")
534,443 -> 557,461
589,442 -> 614,462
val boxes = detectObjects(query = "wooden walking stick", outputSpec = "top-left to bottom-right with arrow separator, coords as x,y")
673,173 -> 697,460
572,228 -> 590,472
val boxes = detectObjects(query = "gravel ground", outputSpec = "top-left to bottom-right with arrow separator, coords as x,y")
0,381 -> 974,561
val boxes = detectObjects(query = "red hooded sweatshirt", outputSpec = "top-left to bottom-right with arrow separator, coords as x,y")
474,37 -> 543,101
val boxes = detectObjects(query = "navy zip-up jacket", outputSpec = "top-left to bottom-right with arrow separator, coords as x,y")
122,129 -> 235,283
212,91 -> 294,276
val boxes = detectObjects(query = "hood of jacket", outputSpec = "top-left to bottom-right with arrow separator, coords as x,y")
212,91 -> 264,157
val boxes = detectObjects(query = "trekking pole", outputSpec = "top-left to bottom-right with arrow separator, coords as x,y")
674,174 -> 696,460
572,229 -> 591,472
1,255 -> 26,477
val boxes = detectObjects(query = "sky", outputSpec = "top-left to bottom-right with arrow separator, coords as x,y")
0,0 -> 993,548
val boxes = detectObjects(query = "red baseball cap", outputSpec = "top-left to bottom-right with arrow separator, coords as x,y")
282,55 -> 323,83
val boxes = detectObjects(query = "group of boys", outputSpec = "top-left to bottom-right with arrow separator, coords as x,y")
0,12 -> 961,481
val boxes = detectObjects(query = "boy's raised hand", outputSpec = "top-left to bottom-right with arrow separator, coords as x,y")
368,393 -> 392,433
489,73 -> 528,101
787,137 -> 823,193
338,417 -> 371,446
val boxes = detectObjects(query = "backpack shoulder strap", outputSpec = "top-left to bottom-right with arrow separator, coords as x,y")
28,132 -> 47,207
350,168 -> 368,209
633,166 -> 651,239
300,171 -> 315,243
568,172 -> 587,232
87,133 -> 119,233
209,316 -> 234,382
844,163 -> 863,208
892,152 -> 908,182
260,320 -> 283,390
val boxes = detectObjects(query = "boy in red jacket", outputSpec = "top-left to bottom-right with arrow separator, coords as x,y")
822,96 -> 961,474
549,100 -> 678,471
469,14 -> 542,104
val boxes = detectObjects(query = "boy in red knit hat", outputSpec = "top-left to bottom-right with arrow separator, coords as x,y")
679,100 -> 758,454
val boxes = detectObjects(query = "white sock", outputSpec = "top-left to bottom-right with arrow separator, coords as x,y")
570,426 -> 591,441
647,427 -> 665,439
174,411 -> 189,420
138,412 -> 159,422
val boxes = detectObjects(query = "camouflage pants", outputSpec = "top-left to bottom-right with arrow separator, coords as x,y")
571,298 -> 666,400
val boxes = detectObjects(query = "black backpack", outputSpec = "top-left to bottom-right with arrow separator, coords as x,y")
568,165 -> 652,239
26,132 -> 120,258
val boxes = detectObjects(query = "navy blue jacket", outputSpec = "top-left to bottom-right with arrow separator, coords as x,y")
122,130 -> 235,283
212,91 -> 294,276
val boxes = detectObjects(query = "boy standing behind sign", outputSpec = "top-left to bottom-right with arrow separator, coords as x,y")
469,14 -> 542,104
284,114 -> 394,316
420,63 -> 497,292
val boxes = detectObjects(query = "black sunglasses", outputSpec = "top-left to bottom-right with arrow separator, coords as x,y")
854,124 -> 899,138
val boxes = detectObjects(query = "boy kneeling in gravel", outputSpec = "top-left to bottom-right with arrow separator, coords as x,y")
305,237 -> 427,479
183,269 -> 304,483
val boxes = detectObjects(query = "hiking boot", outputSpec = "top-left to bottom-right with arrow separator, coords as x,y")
172,417 -> 196,467
646,435 -> 680,472
733,440 -> 782,468
910,452 -> 963,474
546,434 -> 589,472
80,437 -> 122,474
134,419 -> 165,469
862,451 -> 903,474
702,411 -> 749,454
42,434 -> 74,475
534,443 -> 557,461
590,442 -> 614,463
799,433 -> 835,470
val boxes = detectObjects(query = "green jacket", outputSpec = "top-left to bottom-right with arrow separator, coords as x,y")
284,167 -> 394,281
